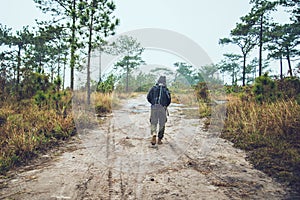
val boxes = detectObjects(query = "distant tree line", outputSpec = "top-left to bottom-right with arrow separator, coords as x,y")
0,0 -> 119,102
219,0 -> 300,86
1,0 -> 299,102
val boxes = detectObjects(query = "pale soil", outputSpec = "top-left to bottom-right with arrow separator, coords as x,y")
0,94 -> 288,200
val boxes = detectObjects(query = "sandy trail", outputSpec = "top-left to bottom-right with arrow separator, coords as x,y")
0,94 -> 287,200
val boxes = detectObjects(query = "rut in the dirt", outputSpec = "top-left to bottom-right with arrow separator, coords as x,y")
0,94 -> 288,200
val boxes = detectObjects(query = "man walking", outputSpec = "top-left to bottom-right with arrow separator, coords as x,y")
147,76 -> 171,145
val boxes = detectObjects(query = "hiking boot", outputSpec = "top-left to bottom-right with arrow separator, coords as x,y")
157,138 -> 163,145
151,135 -> 156,145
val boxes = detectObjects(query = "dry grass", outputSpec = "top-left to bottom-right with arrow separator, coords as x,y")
114,92 -> 140,100
171,91 -> 198,106
198,101 -> 212,118
72,92 -> 116,130
0,93 -> 75,174
223,99 -> 300,143
222,98 -> 300,193
92,92 -> 113,114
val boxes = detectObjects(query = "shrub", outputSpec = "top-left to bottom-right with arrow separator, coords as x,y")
92,92 -> 112,115
277,77 -> 300,100
194,82 -> 210,103
224,84 -> 244,94
20,72 -> 51,99
253,73 -> 278,103
97,74 -> 115,93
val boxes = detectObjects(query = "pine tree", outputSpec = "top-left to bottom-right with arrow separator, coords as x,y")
107,35 -> 145,93
219,23 -> 257,86
244,0 -> 277,76
78,0 -> 119,104
34,0 -> 82,90
218,54 -> 242,85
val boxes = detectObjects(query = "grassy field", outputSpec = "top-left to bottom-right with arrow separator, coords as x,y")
1,83 -> 299,197
193,78 -> 300,196
220,95 -> 300,195
0,91 -> 116,175
0,92 -> 75,174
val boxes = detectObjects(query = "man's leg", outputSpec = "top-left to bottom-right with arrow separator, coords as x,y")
150,124 -> 157,145
150,123 -> 156,135
150,107 -> 158,145
157,126 -> 165,144
158,106 -> 167,144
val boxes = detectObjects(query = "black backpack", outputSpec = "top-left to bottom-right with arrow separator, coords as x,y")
147,84 -> 171,107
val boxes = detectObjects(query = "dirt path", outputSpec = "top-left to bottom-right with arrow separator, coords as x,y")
0,94 -> 287,200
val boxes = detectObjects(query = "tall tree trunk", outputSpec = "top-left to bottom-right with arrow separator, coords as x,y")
16,45 -> 22,99
258,14 -> 263,77
0,68 -> 6,95
63,54 -> 66,90
242,54 -> 246,86
51,66 -> 54,83
126,66 -> 129,93
87,5 -> 94,105
232,67 -> 235,85
38,60 -> 42,74
16,46 -> 21,86
252,65 -> 256,83
99,50 -> 102,82
87,51 -> 91,105
70,0 -> 76,90
286,46 -> 293,76
57,52 -> 61,79
126,56 -> 129,92
280,56 -> 283,79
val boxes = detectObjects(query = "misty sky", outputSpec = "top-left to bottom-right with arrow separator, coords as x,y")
0,0 -> 291,82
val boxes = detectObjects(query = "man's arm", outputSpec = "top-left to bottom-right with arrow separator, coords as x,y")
165,88 -> 171,107
147,87 -> 154,104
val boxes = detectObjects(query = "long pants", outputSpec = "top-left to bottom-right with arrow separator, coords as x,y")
150,104 -> 167,139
